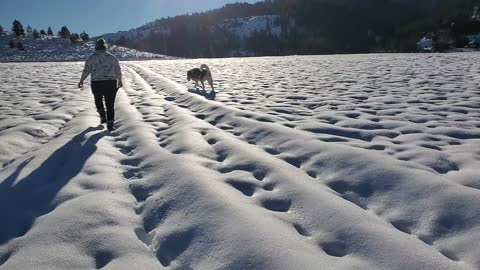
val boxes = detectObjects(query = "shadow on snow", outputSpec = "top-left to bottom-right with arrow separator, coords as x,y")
0,126 -> 106,245
188,88 -> 216,100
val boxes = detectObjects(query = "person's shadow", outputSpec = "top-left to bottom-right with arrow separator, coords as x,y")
0,126 -> 105,245
188,88 -> 216,100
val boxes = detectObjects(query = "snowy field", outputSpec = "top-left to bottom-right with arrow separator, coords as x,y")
0,54 -> 479,269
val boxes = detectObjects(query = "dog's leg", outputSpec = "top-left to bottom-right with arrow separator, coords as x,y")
195,81 -> 199,89
208,78 -> 214,92
201,81 -> 206,92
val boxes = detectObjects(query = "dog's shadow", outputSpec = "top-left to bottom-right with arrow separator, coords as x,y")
188,88 -> 216,100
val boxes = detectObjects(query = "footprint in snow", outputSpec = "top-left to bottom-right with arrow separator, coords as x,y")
261,198 -> 291,212
227,180 -> 256,197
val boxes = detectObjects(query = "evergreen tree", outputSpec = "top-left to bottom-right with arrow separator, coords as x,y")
47,26 -> 53,36
40,29 -> 46,35
12,20 -> 25,37
117,35 -> 127,46
26,25 -> 33,36
80,31 -> 89,42
16,41 -> 24,51
69,33 -> 80,43
33,29 -> 40,38
59,26 -> 70,38
8,40 -> 15,48
0,25 -> 4,35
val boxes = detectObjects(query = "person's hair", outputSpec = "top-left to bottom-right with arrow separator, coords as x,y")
95,38 -> 107,51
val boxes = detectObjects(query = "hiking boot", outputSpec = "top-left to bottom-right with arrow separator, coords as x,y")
107,120 -> 115,131
97,109 -> 107,124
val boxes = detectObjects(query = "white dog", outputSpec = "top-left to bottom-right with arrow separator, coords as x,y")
187,64 -> 214,92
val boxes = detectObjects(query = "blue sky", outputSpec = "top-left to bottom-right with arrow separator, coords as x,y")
0,0 -> 259,36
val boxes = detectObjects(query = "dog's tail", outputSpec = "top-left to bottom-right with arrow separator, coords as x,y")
200,64 -> 210,72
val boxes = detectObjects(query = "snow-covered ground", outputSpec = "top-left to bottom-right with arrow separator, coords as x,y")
0,54 -> 479,269
0,35 -> 173,62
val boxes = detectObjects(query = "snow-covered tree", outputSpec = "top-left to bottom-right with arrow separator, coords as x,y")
59,26 -> 70,38
0,25 -> 4,35
33,29 -> 40,38
47,26 -> 53,36
12,20 -> 25,37
40,29 -> 46,35
80,31 -> 89,42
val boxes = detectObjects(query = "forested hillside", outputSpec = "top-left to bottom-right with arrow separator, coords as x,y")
101,0 -> 480,57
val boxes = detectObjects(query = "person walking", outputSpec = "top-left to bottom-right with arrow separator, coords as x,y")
78,38 -> 123,131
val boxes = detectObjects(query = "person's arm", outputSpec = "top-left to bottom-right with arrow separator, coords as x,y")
78,56 -> 92,88
114,58 -> 123,88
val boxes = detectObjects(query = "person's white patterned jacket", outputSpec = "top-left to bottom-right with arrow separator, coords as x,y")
80,51 -> 122,83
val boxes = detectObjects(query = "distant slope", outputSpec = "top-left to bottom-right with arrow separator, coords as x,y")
0,34 -> 174,62
99,0 -> 480,57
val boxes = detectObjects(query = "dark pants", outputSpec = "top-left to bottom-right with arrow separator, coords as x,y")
91,80 -> 118,121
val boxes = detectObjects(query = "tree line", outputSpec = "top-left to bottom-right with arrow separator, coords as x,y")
387,0 -> 480,52
1,20 -> 90,51
109,0 -> 480,57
